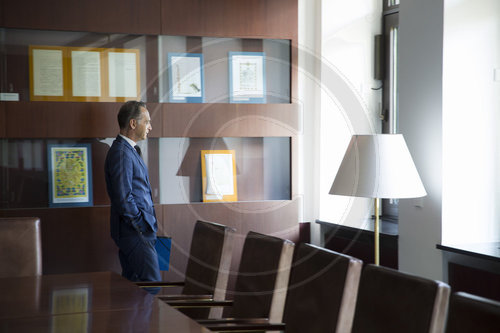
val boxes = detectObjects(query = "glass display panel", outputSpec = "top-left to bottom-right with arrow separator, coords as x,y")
159,137 -> 291,204
0,138 -> 159,209
0,137 -> 291,208
158,36 -> 290,103
0,28 -> 153,102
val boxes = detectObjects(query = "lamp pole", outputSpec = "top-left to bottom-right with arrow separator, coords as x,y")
374,198 -> 380,266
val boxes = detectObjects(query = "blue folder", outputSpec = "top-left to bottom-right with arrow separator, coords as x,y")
155,236 -> 171,271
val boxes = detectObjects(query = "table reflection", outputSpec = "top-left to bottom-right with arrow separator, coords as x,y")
51,287 -> 90,333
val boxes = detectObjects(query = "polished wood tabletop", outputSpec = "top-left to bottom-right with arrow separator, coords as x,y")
0,271 -> 211,332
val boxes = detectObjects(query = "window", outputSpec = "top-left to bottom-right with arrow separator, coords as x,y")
384,0 -> 399,13
381,5 -> 399,219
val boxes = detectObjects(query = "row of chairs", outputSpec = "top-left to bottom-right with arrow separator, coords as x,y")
1,217 -> 498,332
141,220 -> 500,333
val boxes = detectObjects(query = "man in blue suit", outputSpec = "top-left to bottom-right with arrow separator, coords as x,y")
104,101 -> 161,288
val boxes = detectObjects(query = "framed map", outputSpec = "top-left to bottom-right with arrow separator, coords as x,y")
47,144 -> 93,207
229,52 -> 266,103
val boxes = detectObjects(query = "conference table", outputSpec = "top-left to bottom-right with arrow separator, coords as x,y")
0,271 -> 211,332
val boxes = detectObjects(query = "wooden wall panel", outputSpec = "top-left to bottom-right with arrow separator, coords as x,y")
0,207 -> 121,274
145,36 -> 160,102
162,0 -> 298,40
163,103 -> 300,137
0,103 -> 5,137
0,0 -> 4,27
2,0 -> 162,35
4,102 -> 49,137
47,103 -> 119,138
3,102 -> 162,138
159,199 -> 300,287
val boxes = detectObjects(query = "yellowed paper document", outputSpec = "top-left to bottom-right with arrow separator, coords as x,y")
33,49 -> 64,96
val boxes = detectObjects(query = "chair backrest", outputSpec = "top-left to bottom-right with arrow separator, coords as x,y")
282,243 -> 363,333
182,220 -> 235,299
0,217 -> 42,278
230,231 -> 295,322
445,292 -> 500,333
351,264 -> 450,333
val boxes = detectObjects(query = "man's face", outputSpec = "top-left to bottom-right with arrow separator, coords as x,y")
134,107 -> 152,141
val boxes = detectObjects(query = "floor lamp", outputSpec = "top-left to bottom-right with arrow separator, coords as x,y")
329,134 -> 426,265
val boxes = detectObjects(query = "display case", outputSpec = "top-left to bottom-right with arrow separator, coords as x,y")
0,29 -> 156,103
0,29 -> 290,105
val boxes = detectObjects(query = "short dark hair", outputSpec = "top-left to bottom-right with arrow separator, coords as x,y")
117,100 -> 147,130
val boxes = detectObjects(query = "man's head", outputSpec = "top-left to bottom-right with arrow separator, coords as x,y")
118,101 -> 152,142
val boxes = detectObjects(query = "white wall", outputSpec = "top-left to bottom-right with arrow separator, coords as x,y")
398,0 -> 444,280
442,0 -> 500,245
298,0 -> 322,243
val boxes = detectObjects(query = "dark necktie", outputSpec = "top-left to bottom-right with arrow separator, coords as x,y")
134,145 -> 142,157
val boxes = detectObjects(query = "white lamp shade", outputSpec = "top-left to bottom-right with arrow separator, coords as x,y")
329,134 -> 427,199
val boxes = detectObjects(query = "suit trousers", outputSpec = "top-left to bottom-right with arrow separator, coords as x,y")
118,232 -> 161,293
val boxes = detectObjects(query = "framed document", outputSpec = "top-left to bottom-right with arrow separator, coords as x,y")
201,150 -> 238,202
47,144 -> 93,207
104,48 -> 141,100
69,48 -> 103,100
229,52 -> 266,103
168,53 -> 204,103
29,46 -> 66,101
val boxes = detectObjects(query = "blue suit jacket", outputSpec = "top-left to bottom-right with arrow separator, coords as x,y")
105,135 -> 157,243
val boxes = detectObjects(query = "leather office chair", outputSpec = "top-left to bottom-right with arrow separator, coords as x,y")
166,231 -> 295,323
445,292 -> 500,333
200,243 -> 363,332
0,217 -> 42,278
351,264 -> 450,333
138,220 -> 235,318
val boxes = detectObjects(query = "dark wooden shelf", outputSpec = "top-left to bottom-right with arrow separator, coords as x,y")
437,242 -> 500,263
0,101 -> 299,139
437,243 -> 500,302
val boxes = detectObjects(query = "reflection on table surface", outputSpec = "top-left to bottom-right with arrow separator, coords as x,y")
0,271 -> 211,333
